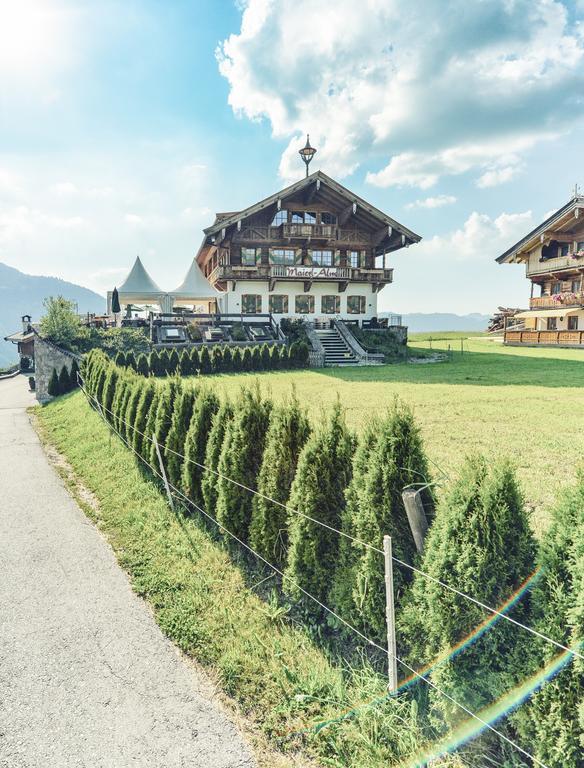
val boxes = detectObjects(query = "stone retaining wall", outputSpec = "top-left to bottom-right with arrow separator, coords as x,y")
34,335 -> 81,403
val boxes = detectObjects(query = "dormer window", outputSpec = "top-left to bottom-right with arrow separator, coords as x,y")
272,210 -> 287,226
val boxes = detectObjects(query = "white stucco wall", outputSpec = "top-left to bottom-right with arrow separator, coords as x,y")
217,280 -> 380,322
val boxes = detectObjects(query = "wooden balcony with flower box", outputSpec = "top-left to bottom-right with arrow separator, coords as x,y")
529,293 -> 584,309
504,329 -> 584,346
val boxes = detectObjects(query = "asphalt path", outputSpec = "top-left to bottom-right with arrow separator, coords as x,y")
0,375 -> 255,768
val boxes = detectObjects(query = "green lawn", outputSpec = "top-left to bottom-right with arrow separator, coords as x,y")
202,337 -> 584,533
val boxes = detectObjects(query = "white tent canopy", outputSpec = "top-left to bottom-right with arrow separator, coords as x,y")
170,259 -> 220,301
117,256 -> 164,305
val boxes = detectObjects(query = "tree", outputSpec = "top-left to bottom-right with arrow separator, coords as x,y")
297,341 -> 310,368
102,365 -> 120,423
399,456 -> 536,733
181,389 -> 220,504
58,364 -> 71,393
142,387 -> 160,461
148,350 -> 161,376
199,346 -> 211,374
114,351 -> 127,368
514,474 -> 584,768
345,402 -> 433,640
125,351 -> 137,371
165,387 -> 196,488
270,345 -> 281,370
133,379 -> 157,457
221,346 -> 233,373
136,354 -> 150,377
48,367 -> 60,397
284,402 -> 354,603
39,296 -> 81,350
124,379 -> 144,448
216,386 -> 272,541
69,359 -> 80,389
149,379 -> 182,471
261,344 -> 271,371
231,347 -> 242,372
249,391 -> 311,567
241,347 -> 253,372
251,345 -> 262,371
201,400 -> 234,516
289,341 -> 300,368
279,345 -> 289,369
189,347 -> 200,373
179,349 -> 192,377
168,348 -> 180,375
157,349 -> 169,376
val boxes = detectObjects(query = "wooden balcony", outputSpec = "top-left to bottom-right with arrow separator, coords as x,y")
505,329 -> 584,346
527,255 -> 584,277
529,294 -> 584,309
232,225 -> 372,245
208,264 -> 393,286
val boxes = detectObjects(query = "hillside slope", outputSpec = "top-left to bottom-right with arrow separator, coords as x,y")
0,262 -> 104,365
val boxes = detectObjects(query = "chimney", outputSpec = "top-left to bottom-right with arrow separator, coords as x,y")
21,314 -> 32,333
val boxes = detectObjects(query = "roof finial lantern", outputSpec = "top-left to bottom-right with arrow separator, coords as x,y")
299,133 -> 317,177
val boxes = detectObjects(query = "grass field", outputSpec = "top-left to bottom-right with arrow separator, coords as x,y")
201,336 -> 584,533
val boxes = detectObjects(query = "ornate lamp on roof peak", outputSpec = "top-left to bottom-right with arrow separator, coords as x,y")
299,134 -> 317,177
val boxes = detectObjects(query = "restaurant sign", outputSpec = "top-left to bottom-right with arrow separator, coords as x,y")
282,266 -> 342,279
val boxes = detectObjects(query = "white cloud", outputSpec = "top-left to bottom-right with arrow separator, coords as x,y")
50,181 -> 79,196
218,0 -> 584,186
406,195 -> 457,210
476,165 -> 522,188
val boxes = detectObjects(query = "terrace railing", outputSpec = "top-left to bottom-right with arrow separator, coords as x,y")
505,329 -> 584,345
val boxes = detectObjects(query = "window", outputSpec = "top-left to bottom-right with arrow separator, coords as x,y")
546,317 -> 557,331
321,295 -> 340,314
241,294 -> 262,314
270,248 -> 296,265
559,243 -> 570,257
577,241 -> 584,253
310,249 -> 333,266
269,295 -> 288,314
291,211 -> 304,224
241,247 -> 260,266
321,212 -> 337,225
552,281 -> 562,294
347,295 -> 366,314
295,295 -> 315,314
572,279 -> 581,293
271,209 -> 287,226
305,211 -> 317,225
568,315 -> 579,330
348,250 -> 360,268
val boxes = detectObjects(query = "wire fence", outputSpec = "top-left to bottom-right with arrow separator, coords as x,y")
76,378 -> 564,768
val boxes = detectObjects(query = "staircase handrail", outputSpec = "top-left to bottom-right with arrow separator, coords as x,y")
333,320 -> 384,364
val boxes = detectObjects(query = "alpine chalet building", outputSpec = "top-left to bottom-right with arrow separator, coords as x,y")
196,167 -> 421,326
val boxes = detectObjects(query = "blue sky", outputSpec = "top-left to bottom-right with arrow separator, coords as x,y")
0,0 -> 583,314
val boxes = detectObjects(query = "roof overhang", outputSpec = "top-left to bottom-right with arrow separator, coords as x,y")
515,308 -> 581,319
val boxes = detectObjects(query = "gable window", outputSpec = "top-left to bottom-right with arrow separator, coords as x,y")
295,295 -> 315,314
241,294 -> 262,314
291,211 -> 304,224
348,250 -> 360,268
270,248 -> 296,265
568,315 -> 579,330
272,209 -> 287,226
310,249 -> 333,266
321,212 -> 337,225
269,295 -> 288,314
321,295 -> 340,314
546,317 -> 557,331
304,211 -> 316,224
559,243 -> 570,257
241,247 -> 260,266
347,295 -> 366,314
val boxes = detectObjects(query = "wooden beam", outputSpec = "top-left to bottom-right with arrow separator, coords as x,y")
303,178 -> 320,205
339,202 -> 357,226
373,225 -> 392,247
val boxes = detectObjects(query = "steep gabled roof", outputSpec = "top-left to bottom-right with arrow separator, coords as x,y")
203,170 -> 421,244
118,256 -> 163,295
497,195 -> 584,264
170,259 -> 220,298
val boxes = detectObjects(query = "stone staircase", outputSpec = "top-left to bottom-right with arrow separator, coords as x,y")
314,327 -> 359,366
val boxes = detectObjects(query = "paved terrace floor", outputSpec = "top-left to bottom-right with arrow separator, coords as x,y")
0,375 -> 254,768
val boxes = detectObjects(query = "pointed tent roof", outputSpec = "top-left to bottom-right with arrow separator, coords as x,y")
118,256 -> 163,295
170,259 -> 219,299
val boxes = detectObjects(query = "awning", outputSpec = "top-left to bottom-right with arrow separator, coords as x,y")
514,308 -> 582,319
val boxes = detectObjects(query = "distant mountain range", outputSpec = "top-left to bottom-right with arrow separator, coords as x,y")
0,262 -> 104,365
382,312 -> 490,332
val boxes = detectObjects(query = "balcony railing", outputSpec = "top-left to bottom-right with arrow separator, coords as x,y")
209,264 -> 393,285
232,225 -> 372,244
527,255 -> 584,276
530,294 -> 584,309
505,329 -> 584,346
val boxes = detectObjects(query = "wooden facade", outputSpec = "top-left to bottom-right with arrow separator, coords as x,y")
195,171 -> 420,324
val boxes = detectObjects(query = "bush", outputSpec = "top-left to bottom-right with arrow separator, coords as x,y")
149,350 -> 162,376
125,351 -> 137,371
260,344 -> 271,371
231,323 -> 247,341
136,354 -> 150,377
124,379 -> 144,446
157,349 -> 169,375
115,351 -> 127,368
280,318 -> 307,343
231,347 -> 242,372
285,402 -> 354,604
165,388 -> 196,488
201,400 -> 234,516
199,346 -> 211,374
48,367 -> 60,397
149,379 -> 182,471
251,345 -> 262,371
249,391 -> 311,567
399,456 -> 536,733
279,346 -> 289,368
182,389 -> 220,504
20,356 -> 31,372
179,349 -> 193,377
211,345 -> 222,374
241,347 -> 252,372
270,345 -> 281,370
216,386 -> 272,542
102,365 -> 120,420
187,322 -> 202,342
168,348 -> 180,375
297,341 -> 310,368
189,347 -> 200,373
133,379 -> 157,457
58,364 -> 71,393
221,346 -> 233,373
70,359 -> 80,389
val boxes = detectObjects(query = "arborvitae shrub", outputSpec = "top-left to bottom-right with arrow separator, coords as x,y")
231,347 -> 242,372
182,389 -> 220,504
270,345 -> 281,369
125,351 -> 136,371
94,362 -> 109,405
149,379 -> 181,471
261,343 -> 271,371
124,379 -> 143,445
189,347 -> 200,373
216,386 -> 272,541
251,345 -> 262,371
102,366 -> 120,422
149,350 -> 161,376
199,346 -> 211,374
69,359 -> 80,389
168,348 -> 180,375
157,349 -> 170,376
111,371 -> 128,430
211,345 -> 222,374
249,391 -> 311,567
345,401 -> 433,640
284,402 -> 354,603
241,347 -> 252,372
114,373 -> 133,434
165,388 -> 196,488
201,400 -> 234,516
279,345 -> 289,368
399,456 -> 536,731
143,387 -> 160,460
114,351 -> 127,368
133,379 -> 157,457
514,475 -> 584,768
136,354 -> 150,377
179,349 -> 192,377
298,341 -> 310,368
221,346 -> 233,373
48,367 -> 60,397
58,365 -> 71,393
289,341 -> 300,368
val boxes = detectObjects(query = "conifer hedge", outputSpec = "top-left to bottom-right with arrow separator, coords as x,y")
201,400 -> 233,517
181,389 -> 220,505
165,388 -> 196,488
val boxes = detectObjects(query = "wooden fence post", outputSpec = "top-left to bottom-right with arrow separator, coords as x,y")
383,535 -> 398,694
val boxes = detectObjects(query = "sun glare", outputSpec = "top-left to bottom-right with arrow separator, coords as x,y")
0,0 -> 68,78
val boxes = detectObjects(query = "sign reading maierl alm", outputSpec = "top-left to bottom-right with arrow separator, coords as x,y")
283,266 -> 343,279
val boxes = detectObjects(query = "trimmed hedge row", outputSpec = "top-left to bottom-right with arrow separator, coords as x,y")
47,359 -> 80,397
113,341 -> 310,378
78,349 -> 580,767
